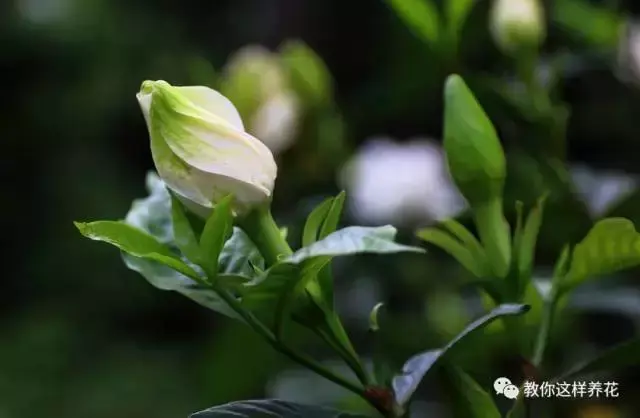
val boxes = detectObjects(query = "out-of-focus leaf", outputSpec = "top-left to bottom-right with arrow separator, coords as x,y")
445,0 -> 475,48
441,219 -> 487,265
392,304 -> 530,406
552,0 -> 623,50
443,365 -> 501,418
385,0 -> 441,47
416,227 -> 488,278
279,40 -> 333,107
557,337 -> 640,381
563,218 -> 640,290
515,195 -> 547,296
190,399 -> 369,418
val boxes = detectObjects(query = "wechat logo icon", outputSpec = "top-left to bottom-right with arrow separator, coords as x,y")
494,377 -> 520,400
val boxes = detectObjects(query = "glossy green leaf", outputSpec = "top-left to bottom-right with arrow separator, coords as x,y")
392,304 -> 530,406
190,399 -> 368,418
290,225 -> 424,263
385,0 -> 440,47
443,365 -> 501,418
74,221 -> 200,280
416,227 -> 487,277
558,337 -> 640,381
170,193 -> 202,264
199,195 -> 234,278
563,218 -> 640,290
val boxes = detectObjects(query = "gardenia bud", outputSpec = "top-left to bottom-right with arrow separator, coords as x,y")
220,46 -> 300,155
490,0 -> 545,55
136,80 -> 277,217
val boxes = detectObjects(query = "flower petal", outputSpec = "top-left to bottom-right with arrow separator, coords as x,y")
175,85 -> 245,131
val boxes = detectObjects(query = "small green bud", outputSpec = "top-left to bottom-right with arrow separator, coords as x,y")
490,0 -> 546,56
443,75 -> 506,206
278,40 -> 333,108
443,75 -> 511,278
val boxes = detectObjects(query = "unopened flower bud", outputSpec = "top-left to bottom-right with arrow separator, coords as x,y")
490,0 -> 546,55
136,80 -> 277,217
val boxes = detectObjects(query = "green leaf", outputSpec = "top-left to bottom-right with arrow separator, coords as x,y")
446,0 -> 474,30
518,195 -> 547,279
369,302 -> 384,332
241,225 -> 422,311
74,221 -> 200,280
416,227 -> 487,277
557,337 -> 640,381
445,0 -> 475,47
563,218 -> 640,290
319,191 -> 346,240
552,0 -> 623,50
302,197 -> 335,247
443,365 -> 501,418
385,0 -> 441,47
199,195 -> 234,278
219,227 -> 265,277
441,219 -> 487,263
392,304 -> 530,406
290,225 -> 424,264
190,399 -> 368,418
170,194 -> 202,264
316,191 -> 346,305
120,172 -> 241,319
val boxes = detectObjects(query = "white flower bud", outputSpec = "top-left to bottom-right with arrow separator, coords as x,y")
136,80 -> 277,217
490,0 -> 546,55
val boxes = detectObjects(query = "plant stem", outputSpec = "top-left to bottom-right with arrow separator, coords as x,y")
532,289 -> 558,367
474,198 -> 511,278
235,206 -> 392,415
238,205 -> 293,267
213,285 -> 394,416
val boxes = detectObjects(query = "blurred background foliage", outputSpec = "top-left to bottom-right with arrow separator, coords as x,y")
3,0 -> 640,417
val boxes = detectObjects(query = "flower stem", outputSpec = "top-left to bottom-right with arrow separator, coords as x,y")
235,206 -> 392,415
239,205 -> 293,267
212,285 -> 395,416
